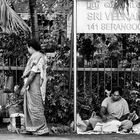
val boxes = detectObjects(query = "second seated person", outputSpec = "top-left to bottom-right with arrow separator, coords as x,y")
88,86 -> 133,132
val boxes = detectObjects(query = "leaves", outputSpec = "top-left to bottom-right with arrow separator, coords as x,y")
77,33 -> 140,68
113,0 -> 129,13
0,32 -> 29,66
0,0 -> 31,34
44,70 -> 73,124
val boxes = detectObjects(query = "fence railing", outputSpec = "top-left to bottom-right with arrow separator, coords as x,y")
0,58 -> 140,106
0,64 -> 139,91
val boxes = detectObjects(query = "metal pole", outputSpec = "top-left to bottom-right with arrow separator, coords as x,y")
73,0 -> 77,133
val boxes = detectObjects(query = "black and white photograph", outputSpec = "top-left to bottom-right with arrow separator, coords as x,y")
0,0 -> 140,140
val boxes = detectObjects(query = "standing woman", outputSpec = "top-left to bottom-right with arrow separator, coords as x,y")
21,39 -> 49,135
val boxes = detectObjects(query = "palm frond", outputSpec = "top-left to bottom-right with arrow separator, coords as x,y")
114,0 -> 140,21
0,0 -> 31,34
113,0 -> 129,14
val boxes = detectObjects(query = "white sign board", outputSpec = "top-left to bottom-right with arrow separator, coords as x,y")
77,0 -> 140,33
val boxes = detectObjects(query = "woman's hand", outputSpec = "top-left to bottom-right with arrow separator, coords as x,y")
20,86 -> 27,96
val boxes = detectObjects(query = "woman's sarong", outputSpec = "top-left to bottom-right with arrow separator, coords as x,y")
24,73 -> 49,135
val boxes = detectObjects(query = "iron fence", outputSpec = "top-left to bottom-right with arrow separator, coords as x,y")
0,58 -> 140,106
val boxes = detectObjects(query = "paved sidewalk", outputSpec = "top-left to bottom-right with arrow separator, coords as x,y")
0,133 -> 140,140
0,124 -> 140,140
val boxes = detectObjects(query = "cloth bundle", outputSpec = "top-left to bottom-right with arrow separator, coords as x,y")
94,120 -> 121,133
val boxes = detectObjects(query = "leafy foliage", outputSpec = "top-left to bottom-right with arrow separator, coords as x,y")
39,0 -> 72,54
45,70 -> 73,124
77,33 -> 140,68
75,33 -> 140,120
0,33 -> 29,66
2,0 -> 140,125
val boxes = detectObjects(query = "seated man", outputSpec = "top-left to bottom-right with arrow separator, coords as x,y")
88,86 -> 133,132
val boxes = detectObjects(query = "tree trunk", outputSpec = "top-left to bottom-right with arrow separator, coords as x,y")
29,0 -> 39,40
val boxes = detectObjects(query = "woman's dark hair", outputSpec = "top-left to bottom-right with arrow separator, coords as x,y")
111,86 -> 123,96
27,38 -> 41,51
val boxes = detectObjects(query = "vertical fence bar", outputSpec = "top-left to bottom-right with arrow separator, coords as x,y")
2,56 -> 5,87
1,56 -> 5,107
117,60 -> 119,87
138,68 -> 140,91
97,61 -> 99,95
104,59 -> 106,95
124,69 -> 126,90
123,60 -> 126,90
9,58 -> 11,68
15,58 -> 18,85
90,61 -> 92,94
91,54 -> 94,92
1,56 -> 5,106
131,63 -> 133,90
84,59 -> 86,93
111,60 -> 113,90
64,66 -> 67,95
23,57 -> 25,68
65,67 -> 67,94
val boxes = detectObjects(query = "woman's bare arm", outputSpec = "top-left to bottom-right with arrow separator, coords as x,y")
23,71 -> 36,88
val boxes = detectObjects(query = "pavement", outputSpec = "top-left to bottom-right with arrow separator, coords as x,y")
0,124 -> 140,140
0,133 -> 140,140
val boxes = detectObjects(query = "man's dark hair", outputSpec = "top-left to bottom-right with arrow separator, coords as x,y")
27,38 -> 41,51
111,86 -> 123,96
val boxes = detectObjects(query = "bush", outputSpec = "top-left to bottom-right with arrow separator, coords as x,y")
45,70 -> 74,125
